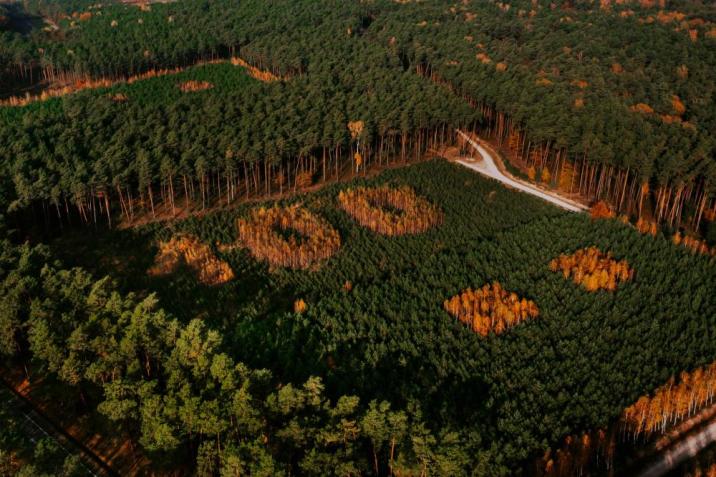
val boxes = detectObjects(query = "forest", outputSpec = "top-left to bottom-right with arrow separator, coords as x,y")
0,0 -> 715,475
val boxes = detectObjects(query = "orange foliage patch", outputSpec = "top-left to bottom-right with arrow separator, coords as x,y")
444,282 -> 539,336
636,217 -> 658,236
178,80 -> 213,93
623,362 -> 716,436
574,97 -> 585,108
338,186 -> 443,236
230,56 -> 282,82
536,77 -> 553,86
237,205 -> 341,270
656,10 -> 686,24
476,52 -> 492,64
540,167 -> 552,184
539,429 -> 614,477
631,102 -> 654,114
590,201 -> 616,219
549,247 -> 633,292
611,63 -> 624,74
0,62 -> 227,107
295,171 -> 313,189
673,232 -> 715,256
294,299 -> 308,314
677,64 -> 689,78
109,93 -> 128,102
148,235 -> 234,286
671,94 -> 686,115
571,79 -> 589,89
495,62 -> 508,72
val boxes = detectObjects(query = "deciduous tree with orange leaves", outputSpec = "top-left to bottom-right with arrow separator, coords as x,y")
148,235 -> 234,285
443,282 -> 539,336
237,205 -> 341,270
622,362 -> 716,437
549,247 -> 633,292
338,186 -> 443,236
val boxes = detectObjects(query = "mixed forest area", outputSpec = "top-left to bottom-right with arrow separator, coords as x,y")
1,0 -> 716,475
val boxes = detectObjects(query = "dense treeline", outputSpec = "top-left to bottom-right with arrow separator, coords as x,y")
0,1 -> 477,230
0,0 -> 714,234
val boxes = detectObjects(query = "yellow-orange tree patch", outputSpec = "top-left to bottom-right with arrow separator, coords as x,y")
237,205 -> 340,270
623,361 -> 716,437
338,186 -> 442,236
179,80 -> 213,93
148,235 -> 234,285
549,247 -> 633,292
444,282 -> 539,336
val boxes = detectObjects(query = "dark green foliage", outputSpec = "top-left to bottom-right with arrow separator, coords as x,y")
42,160 -> 716,474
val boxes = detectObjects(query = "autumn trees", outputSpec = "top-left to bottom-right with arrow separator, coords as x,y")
338,186 -> 443,236
444,282 -> 539,336
148,234 -> 234,285
237,205 -> 341,270
623,361 -> 716,437
549,247 -> 634,292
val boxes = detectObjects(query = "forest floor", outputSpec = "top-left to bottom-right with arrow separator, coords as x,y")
0,367 -> 151,476
454,130 -> 588,213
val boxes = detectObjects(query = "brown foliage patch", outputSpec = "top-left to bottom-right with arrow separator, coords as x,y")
549,247 -> 633,292
611,63 -> 624,74
623,362 -> 716,436
237,205 -> 341,270
338,186 -> 443,236
178,80 -> 213,93
536,77 -> 553,86
148,235 -> 234,285
444,282 -> 539,337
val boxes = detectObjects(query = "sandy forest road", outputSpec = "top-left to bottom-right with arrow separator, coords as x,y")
455,130 -> 588,213
636,417 -> 716,477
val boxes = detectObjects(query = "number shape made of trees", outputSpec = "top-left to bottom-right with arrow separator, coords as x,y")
549,247 -> 634,292
443,282 -> 539,337
148,234 -> 234,286
338,186 -> 443,236
622,361 -> 716,438
237,205 -> 341,270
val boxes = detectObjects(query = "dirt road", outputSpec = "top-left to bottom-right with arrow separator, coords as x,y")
455,130 -> 588,213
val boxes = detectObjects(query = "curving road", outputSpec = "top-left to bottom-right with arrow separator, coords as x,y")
636,418 -> 716,477
455,130 -> 588,213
